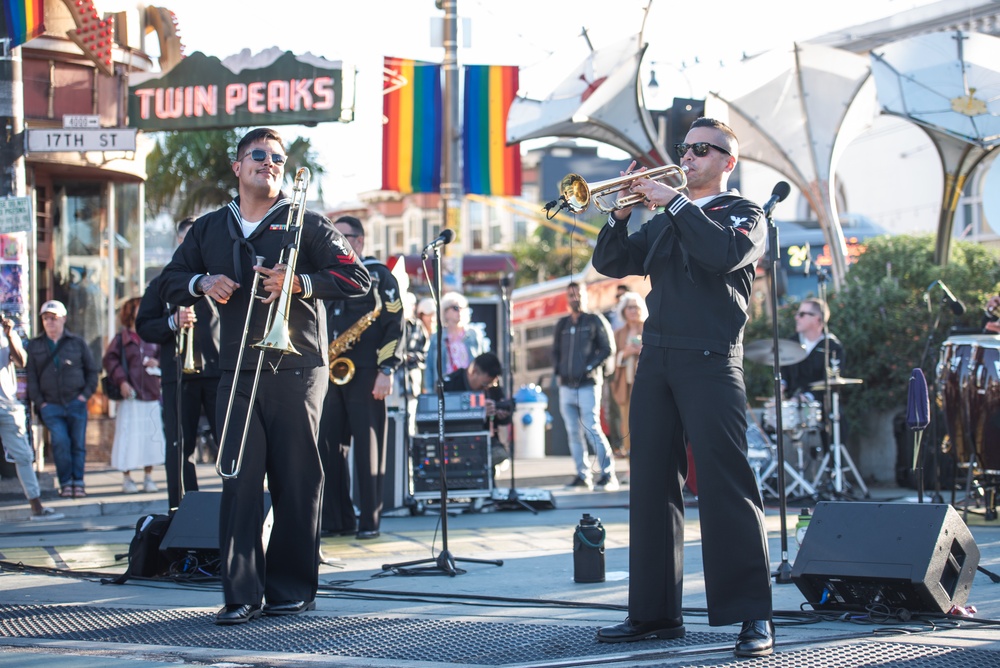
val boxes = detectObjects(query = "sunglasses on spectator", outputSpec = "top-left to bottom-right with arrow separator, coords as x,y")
674,142 -> 731,158
795,311 -> 820,318
242,149 -> 286,165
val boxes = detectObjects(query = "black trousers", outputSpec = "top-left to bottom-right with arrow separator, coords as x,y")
628,347 -> 773,627
162,374 -> 220,510
216,366 -> 326,605
318,366 -> 387,534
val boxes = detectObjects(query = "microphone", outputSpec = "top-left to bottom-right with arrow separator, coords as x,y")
762,181 -> 791,217
421,228 -> 455,258
926,280 -> 965,316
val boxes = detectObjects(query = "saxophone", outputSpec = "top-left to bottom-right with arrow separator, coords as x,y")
328,275 -> 381,385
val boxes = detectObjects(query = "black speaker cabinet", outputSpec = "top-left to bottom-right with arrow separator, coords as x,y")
159,491 -> 273,557
791,502 -> 980,614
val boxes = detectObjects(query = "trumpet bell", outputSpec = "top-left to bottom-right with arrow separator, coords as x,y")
329,357 -> 354,385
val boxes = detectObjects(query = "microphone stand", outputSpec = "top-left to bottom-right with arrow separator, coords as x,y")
382,243 -> 503,576
495,275 -> 537,513
764,201 -> 794,585
917,293 -> 948,504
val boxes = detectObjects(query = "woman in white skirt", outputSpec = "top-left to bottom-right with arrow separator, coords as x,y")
103,297 -> 165,493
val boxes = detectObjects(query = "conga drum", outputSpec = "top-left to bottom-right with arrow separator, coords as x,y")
965,337 -> 1000,472
938,335 -> 994,463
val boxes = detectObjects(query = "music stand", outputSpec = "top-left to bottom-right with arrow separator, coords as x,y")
382,240 -> 503,576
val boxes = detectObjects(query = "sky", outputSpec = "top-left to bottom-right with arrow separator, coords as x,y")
135,0 -> 945,210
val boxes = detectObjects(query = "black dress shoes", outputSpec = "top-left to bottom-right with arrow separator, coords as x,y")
215,603 -> 262,625
262,600 -> 316,616
734,619 -> 774,657
356,530 -> 380,539
596,616 -> 685,643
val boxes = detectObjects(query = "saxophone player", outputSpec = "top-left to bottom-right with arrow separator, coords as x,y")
319,215 -> 404,540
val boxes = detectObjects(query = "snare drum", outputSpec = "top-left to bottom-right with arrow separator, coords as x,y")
763,398 -> 821,432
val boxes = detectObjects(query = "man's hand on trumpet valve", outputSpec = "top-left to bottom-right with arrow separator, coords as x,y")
255,263 -> 301,304
197,274 -> 240,305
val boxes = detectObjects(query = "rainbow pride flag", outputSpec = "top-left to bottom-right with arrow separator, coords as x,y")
382,56 -> 442,194
463,65 -> 521,197
1,0 -> 44,47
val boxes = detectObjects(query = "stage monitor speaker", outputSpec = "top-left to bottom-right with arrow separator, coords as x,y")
159,491 -> 273,557
791,501 -> 980,614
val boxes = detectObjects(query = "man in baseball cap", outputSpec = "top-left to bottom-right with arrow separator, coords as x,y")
39,300 -> 67,317
26,298 -> 99,498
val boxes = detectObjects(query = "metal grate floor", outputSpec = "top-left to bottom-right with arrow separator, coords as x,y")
0,604 -> 730,665
668,642 -> 1000,668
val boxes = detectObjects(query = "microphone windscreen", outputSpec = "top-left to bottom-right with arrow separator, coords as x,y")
906,368 -> 930,431
772,181 -> 791,203
441,228 -> 455,243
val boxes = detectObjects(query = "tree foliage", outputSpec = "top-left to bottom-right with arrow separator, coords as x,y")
509,229 -> 594,288
744,234 -> 1000,429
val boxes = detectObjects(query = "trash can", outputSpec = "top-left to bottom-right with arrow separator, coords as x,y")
513,384 -> 549,459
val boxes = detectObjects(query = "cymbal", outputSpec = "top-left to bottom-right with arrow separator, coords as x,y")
809,376 -> 864,390
744,339 -> 809,366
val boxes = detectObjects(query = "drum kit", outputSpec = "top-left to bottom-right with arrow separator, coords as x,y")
744,339 -> 868,501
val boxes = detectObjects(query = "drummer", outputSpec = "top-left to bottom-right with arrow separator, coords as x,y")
781,298 -> 846,441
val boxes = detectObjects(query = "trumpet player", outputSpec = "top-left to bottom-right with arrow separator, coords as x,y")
592,118 -> 774,657
159,129 -> 371,626
136,216 -> 223,512
319,215 -> 404,540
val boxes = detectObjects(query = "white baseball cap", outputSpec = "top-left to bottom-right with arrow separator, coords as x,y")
39,300 -> 67,317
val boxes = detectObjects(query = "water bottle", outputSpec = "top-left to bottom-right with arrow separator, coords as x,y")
573,513 -> 606,583
795,508 -> 812,547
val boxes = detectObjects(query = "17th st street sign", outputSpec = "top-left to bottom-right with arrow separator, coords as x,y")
26,129 -> 137,153
128,49 -> 355,131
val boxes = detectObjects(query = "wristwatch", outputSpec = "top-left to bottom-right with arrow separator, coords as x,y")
379,366 -> 393,376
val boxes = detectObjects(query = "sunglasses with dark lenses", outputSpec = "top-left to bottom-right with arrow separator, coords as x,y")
243,149 -> 286,165
674,142 -> 732,158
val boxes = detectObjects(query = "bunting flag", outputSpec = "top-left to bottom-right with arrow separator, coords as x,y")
463,64 -> 521,197
1,0 -> 44,47
382,56 -> 442,194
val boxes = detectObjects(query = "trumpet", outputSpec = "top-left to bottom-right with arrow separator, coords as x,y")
179,310 -> 199,374
559,164 -> 688,214
216,167 -> 310,480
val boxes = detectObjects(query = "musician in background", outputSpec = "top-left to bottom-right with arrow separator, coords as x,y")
159,128 -> 371,626
782,298 -> 844,399
442,352 -> 512,473
319,215 -> 404,541
137,216 -> 223,512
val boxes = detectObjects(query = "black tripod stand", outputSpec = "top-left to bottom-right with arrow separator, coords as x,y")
382,235 -> 503,575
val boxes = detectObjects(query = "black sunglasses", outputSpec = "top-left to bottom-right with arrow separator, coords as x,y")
242,148 -> 286,165
674,142 -> 731,158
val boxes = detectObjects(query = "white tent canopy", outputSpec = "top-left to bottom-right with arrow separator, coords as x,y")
708,43 -> 877,288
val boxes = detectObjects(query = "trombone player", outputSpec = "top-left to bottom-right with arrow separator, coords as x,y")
159,128 -> 371,626
137,216 -> 223,513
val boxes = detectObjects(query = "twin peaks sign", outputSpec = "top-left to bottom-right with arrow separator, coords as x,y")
128,49 -> 355,131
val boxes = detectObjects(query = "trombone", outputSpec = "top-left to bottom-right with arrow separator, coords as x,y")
558,164 -> 688,214
216,167 -> 311,479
